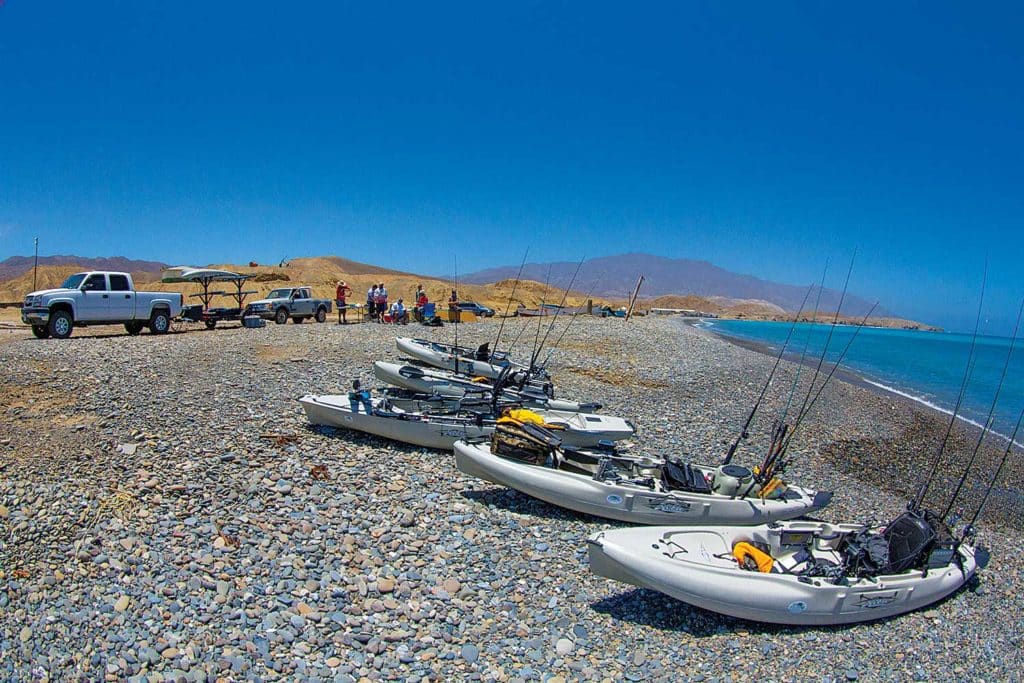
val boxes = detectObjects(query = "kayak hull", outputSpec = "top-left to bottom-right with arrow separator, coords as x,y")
588,523 -> 976,625
453,440 -> 830,525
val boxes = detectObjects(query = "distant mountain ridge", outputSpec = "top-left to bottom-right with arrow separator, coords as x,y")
0,255 -> 170,283
459,253 -> 889,317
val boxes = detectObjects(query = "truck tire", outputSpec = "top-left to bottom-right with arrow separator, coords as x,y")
149,310 -> 170,335
48,310 -> 74,339
32,325 -> 51,339
315,307 -> 327,323
124,321 -> 144,336
293,316 -> 304,324
275,308 -> 289,325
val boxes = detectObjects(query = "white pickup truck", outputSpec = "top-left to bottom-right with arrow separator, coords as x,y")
21,271 -> 183,339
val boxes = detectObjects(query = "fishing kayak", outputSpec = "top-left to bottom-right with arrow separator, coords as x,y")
298,395 -> 635,449
373,361 -> 599,412
453,439 -> 831,525
587,511 -> 977,625
396,337 -> 546,380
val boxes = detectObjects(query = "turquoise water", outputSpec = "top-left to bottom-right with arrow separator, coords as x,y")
701,319 -> 1024,441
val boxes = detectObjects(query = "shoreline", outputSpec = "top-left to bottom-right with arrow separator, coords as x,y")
1,315 -> 1022,680
690,317 -> 1024,449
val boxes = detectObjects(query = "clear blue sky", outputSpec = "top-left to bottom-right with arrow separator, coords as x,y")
1,2 -> 1021,332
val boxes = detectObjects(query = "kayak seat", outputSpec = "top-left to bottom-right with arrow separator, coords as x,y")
662,461 -> 712,494
880,511 -> 937,573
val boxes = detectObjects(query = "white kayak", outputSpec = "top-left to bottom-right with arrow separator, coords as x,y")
373,361 -> 599,412
588,512 -> 978,625
298,395 -> 635,449
396,337 -> 543,380
454,440 -> 831,525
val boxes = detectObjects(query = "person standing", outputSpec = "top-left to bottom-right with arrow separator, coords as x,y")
367,283 -> 377,322
375,282 -> 388,323
415,287 -> 429,322
335,280 -> 352,324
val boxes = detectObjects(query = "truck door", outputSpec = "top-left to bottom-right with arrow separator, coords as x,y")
107,274 -> 135,320
78,273 -> 110,321
293,288 -> 310,315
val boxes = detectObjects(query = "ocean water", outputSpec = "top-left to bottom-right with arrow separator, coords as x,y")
700,319 -> 1024,442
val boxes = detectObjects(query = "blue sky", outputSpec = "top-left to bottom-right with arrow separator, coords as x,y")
1,2 -> 1021,332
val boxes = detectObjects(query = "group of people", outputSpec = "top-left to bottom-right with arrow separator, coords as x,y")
333,281 -> 430,325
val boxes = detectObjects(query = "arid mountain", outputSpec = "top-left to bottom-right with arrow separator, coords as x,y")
459,253 -> 889,317
0,255 -> 169,284
0,253 -> 934,329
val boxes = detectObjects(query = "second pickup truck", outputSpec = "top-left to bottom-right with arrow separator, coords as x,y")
246,287 -> 332,324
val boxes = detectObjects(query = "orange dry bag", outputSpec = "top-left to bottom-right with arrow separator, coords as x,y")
733,542 -> 774,573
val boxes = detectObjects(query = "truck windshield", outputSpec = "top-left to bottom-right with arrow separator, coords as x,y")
267,289 -> 292,299
61,274 -> 87,289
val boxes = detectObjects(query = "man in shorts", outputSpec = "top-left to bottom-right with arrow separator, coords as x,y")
336,280 -> 352,324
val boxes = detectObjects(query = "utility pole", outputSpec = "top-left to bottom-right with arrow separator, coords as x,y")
33,237 -> 39,291
625,275 -> 644,321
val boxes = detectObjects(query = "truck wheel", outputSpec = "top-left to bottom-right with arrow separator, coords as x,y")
275,308 -> 288,325
292,316 -> 304,324
32,325 -> 51,339
48,310 -> 73,339
124,321 -> 144,336
315,307 -> 327,323
149,310 -> 170,335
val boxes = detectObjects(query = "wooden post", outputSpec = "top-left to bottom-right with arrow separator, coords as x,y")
625,275 -> 644,321
587,298 -> 592,315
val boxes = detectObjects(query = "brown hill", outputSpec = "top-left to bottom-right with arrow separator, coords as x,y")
0,255 -> 939,330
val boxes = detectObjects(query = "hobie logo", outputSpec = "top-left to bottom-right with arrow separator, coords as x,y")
787,601 -> 807,614
857,592 -> 898,609
606,494 -> 624,505
648,499 -> 691,513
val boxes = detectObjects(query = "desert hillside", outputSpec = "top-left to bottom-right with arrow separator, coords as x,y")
0,255 -> 939,330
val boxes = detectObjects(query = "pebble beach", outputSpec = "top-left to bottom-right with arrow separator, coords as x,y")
1,316 -> 1022,682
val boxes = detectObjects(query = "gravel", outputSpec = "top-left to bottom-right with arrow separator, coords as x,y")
1,316 -> 1022,682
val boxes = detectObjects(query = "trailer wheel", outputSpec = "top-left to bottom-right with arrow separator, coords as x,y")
124,321 -> 144,336
292,316 -> 304,324
149,310 -> 170,335
49,310 -> 73,339
275,308 -> 288,325
205,320 -> 217,330
31,325 -> 50,339
315,307 -> 327,323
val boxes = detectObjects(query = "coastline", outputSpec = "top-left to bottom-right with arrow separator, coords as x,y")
690,317 -> 1024,448
1,315 -> 1022,680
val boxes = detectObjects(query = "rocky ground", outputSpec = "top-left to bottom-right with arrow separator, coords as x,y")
1,316 -> 1022,682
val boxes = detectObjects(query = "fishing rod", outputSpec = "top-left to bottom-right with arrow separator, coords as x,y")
506,315 -> 531,356
778,262 -> 829,425
540,274 -> 604,369
493,248 -> 529,355
527,264 -> 553,372
762,300 -> 880,480
965,405 -> 1024,532
762,263 -> 830,463
722,283 -> 815,465
787,252 -> 857,436
452,255 -> 460,375
532,257 -> 585,369
941,298 -> 1024,521
913,265 -> 988,511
